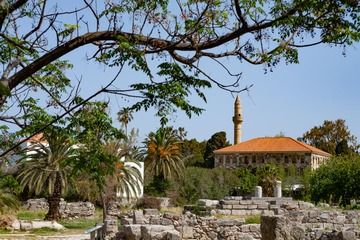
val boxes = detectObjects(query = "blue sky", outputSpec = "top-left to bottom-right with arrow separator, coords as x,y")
50,1 -> 360,144
66,42 -> 360,144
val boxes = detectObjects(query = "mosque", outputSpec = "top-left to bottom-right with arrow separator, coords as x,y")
214,96 -> 331,172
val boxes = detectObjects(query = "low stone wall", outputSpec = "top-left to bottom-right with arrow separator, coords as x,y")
113,210 -> 260,240
216,196 -> 315,216
109,197 -> 360,240
10,220 -> 64,231
261,215 -> 360,240
23,198 -> 95,218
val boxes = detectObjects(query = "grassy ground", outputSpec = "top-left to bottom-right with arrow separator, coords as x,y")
213,213 -> 261,224
1,207 -> 103,236
59,208 -> 103,230
17,209 -> 46,220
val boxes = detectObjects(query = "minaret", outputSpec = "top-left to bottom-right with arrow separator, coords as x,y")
232,96 -> 243,145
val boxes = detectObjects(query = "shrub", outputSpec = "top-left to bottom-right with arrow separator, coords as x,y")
136,196 -> 162,210
144,175 -> 171,197
234,168 -> 257,196
245,215 -> 261,224
178,167 -> 240,204
310,155 -> 360,205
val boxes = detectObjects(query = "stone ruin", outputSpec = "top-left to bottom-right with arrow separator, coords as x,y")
103,186 -> 360,240
108,201 -> 360,240
102,183 -> 360,240
23,198 -> 95,218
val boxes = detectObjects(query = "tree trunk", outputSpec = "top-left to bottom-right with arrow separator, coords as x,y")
45,172 -> 62,221
100,191 -> 107,222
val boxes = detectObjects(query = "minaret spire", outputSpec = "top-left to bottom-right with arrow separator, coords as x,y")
232,95 -> 243,145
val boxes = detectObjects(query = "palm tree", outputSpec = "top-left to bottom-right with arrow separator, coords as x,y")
256,164 -> 282,197
104,136 -> 143,200
0,188 -> 19,214
17,130 -> 78,221
117,107 -> 133,134
144,127 -> 184,181
102,134 -> 142,221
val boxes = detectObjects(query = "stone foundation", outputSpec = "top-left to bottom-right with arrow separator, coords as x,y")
23,198 -> 95,218
113,210 -> 260,240
111,195 -> 360,240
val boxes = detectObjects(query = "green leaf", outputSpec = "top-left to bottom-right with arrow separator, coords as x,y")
0,82 -> 10,96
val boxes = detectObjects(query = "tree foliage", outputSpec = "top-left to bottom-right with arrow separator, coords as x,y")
0,187 -> 19,214
256,163 -> 283,197
179,167 -> 241,204
143,127 -> 184,180
17,128 -> 78,220
203,131 -> 229,168
117,107 -> 134,134
299,119 -> 358,155
310,155 -> 360,205
235,168 -> 257,196
180,138 -> 207,167
103,131 -> 143,201
1,0 -> 360,156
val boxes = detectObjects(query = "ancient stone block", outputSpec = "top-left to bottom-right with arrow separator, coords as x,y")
260,215 -> 291,240
160,218 -> 173,226
257,204 -> 269,210
270,205 -> 280,210
255,186 -> 262,198
122,225 -> 142,240
222,204 -> 232,209
217,218 -> 244,226
337,215 -> 347,224
232,204 -> 247,210
251,210 -> 262,215
252,200 -> 267,205
247,205 -> 258,210
20,221 -> 32,231
182,226 -> 194,239
240,200 -> 252,205
320,213 -> 330,222
10,219 -> 20,230
140,225 -> 178,240
231,209 -> 247,215
261,210 -> 274,215
143,208 -> 159,216
274,181 -> 282,198
224,196 -> 242,201
339,231 -> 356,240
163,212 -> 181,221
207,230 -> 218,239
241,224 -> 250,232
198,199 -> 219,207
149,216 -> 160,225
120,217 -> 133,225
223,200 -> 240,205
133,210 -> 145,224
104,218 -> 118,236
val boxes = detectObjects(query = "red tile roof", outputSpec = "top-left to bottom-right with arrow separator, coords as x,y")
24,133 -> 48,144
214,137 -> 331,157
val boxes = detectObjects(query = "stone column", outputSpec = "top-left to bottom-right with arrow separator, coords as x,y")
274,180 -> 282,198
255,186 -> 262,198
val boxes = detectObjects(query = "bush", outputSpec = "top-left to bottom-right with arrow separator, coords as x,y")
310,155 -> 360,205
136,196 -> 162,210
245,215 -> 261,224
0,175 -> 21,196
144,175 -> 171,197
234,168 -> 257,196
178,167 -> 240,204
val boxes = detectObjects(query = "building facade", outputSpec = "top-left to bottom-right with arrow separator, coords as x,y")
214,137 -> 331,171
214,97 -> 331,171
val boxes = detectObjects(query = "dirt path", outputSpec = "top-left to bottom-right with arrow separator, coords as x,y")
0,233 -> 89,240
